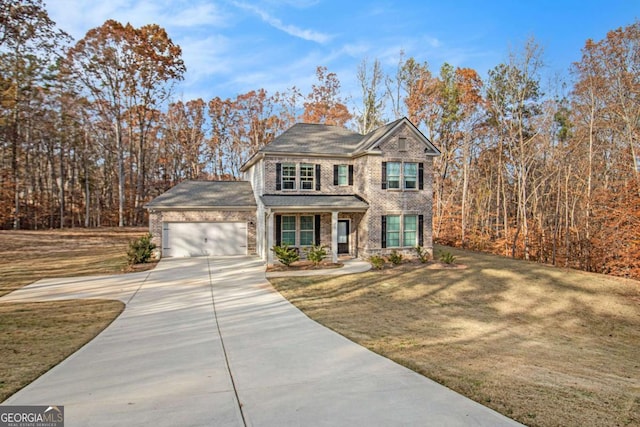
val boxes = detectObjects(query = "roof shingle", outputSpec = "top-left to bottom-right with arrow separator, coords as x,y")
145,181 -> 256,209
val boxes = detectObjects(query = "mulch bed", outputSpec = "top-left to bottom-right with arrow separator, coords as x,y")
266,261 -> 344,272
267,259 -> 467,273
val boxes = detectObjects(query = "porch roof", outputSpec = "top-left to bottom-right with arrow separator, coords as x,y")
261,194 -> 369,212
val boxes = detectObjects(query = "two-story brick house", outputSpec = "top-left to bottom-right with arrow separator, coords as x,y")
146,117 -> 440,263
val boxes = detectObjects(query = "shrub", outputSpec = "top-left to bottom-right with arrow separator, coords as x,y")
369,255 -> 385,270
127,233 -> 156,265
389,250 -> 403,265
271,244 -> 300,267
414,246 -> 430,263
438,250 -> 456,264
304,245 -> 328,266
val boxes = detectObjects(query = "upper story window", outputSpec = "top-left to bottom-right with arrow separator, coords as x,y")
300,164 -> 315,190
333,164 -> 354,186
404,163 -> 418,189
386,162 -> 401,189
276,163 -> 321,191
382,161 -> 424,191
337,165 -> 348,186
282,164 -> 296,190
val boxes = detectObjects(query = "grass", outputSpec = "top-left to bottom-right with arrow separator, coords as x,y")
0,227 -> 153,297
270,244 -> 640,427
0,227 -> 152,402
0,299 -> 124,401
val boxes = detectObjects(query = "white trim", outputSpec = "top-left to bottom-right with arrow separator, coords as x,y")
331,211 -> 339,263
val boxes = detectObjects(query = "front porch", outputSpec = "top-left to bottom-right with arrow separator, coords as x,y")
260,195 -> 368,264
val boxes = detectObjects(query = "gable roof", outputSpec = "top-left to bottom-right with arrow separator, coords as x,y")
261,123 -> 364,155
241,117 -> 440,171
145,181 -> 256,210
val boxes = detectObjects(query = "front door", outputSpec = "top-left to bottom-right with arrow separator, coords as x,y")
338,220 -> 349,254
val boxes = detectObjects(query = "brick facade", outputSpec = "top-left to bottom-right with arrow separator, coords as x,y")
355,125 -> 434,258
258,124 -> 435,259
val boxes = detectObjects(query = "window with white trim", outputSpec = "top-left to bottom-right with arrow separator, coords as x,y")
386,162 -> 401,189
403,215 -> 418,247
282,164 -> 296,190
300,164 -> 314,190
337,165 -> 348,186
386,215 -> 401,247
281,216 -> 296,245
404,163 -> 418,189
383,214 -> 420,248
299,216 -> 314,246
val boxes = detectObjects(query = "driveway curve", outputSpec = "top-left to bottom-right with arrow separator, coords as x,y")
2,256 -> 522,426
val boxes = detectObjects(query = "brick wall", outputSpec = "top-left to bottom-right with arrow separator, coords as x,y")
241,121 -> 436,260
356,124 -> 435,258
263,156 -> 355,195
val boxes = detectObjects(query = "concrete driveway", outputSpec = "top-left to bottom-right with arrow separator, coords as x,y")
2,256 -> 522,426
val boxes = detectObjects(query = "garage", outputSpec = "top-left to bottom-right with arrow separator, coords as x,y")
163,222 -> 248,257
145,181 -> 257,258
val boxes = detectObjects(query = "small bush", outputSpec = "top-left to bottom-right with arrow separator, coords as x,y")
414,246 -> 430,263
439,250 -> 456,264
127,233 -> 156,265
369,255 -> 385,270
389,250 -> 403,265
271,244 -> 300,267
304,245 -> 328,266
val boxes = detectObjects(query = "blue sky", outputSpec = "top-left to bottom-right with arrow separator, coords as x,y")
45,0 -> 638,106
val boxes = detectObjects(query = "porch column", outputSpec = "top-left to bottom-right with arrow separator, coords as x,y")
266,211 -> 274,264
331,211 -> 338,263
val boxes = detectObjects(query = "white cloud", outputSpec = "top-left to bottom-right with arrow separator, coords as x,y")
160,2 -> 229,28
231,1 -> 332,44
45,0 -> 229,41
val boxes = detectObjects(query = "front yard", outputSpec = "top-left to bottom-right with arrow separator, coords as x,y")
269,245 -> 640,427
0,228 -> 150,401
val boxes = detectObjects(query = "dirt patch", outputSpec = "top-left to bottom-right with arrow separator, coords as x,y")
270,244 -> 640,427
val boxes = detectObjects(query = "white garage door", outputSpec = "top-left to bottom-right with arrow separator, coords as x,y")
163,222 -> 247,257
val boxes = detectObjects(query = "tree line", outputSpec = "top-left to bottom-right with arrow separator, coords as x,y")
1,1 -> 638,279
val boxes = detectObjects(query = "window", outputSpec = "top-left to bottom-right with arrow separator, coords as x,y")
337,165 -> 348,186
386,162 -> 401,189
281,216 -> 296,245
403,215 -> 417,247
386,215 -> 401,247
282,164 -> 296,190
383,161 -> 423,190
299,216 -> 314,246
398,137 -> 407,151
382,214 -> 423,248
300,164 -> 314,190
404,163 -> 418,189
